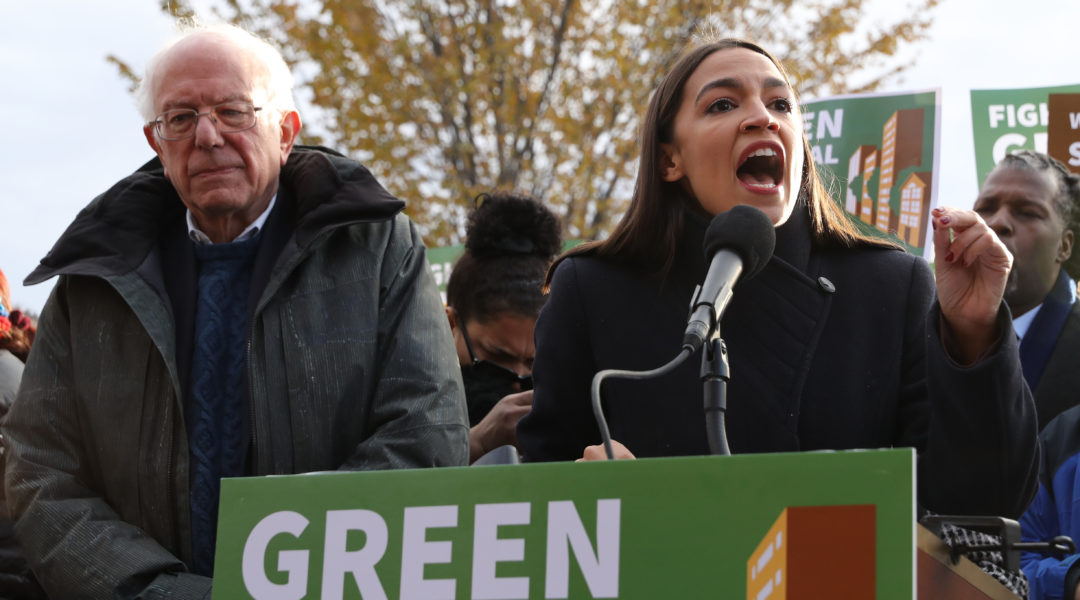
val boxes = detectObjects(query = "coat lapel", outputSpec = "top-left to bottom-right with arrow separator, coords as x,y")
1020,268 -> 1074,392
1033,294 -> 1080,428
722,204 -> 834,451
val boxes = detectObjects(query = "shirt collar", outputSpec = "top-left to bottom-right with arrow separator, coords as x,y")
1012,303 -> 1042,342
186,194 -> 277,245
1011,274 -> 1078,342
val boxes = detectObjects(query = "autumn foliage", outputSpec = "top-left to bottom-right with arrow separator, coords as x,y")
116,0 -> 940,245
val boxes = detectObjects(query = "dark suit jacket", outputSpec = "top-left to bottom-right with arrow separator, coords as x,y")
1030,281 -> 1080,431
518,202 -> 1038,518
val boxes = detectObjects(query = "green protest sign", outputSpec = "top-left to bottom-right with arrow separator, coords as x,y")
214,449 -> 914,599
971,83 -> 1080,187
803,90 -> 940,254
426,244 -> 464,304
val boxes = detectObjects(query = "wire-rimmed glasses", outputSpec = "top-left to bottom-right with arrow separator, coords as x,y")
150,102 -> 263,140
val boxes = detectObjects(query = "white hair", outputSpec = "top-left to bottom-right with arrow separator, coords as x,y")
135,20 -> 296,123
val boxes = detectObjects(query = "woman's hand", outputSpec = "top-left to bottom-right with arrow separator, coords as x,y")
468,390 -> 532,464
578,439 -> 636,461
931,206 -> 1013,364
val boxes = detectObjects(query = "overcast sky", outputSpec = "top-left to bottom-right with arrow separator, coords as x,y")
2,0 -> 1078,314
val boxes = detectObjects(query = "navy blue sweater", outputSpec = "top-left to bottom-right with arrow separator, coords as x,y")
188,234 -> 260,575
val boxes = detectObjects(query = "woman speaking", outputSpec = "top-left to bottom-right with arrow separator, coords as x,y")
516,39 -> 1037,518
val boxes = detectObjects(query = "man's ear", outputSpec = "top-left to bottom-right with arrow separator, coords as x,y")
659,143 -> 683,182
278,110 -> 302,165
1059,228 -> 1074,264
143,125 -> 169,179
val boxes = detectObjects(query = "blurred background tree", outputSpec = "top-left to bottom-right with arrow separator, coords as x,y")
112,0 -> 939,245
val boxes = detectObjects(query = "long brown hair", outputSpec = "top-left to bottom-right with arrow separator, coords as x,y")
548,39 -> 892,285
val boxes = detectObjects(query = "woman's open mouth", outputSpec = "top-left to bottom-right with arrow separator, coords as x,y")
737,144 -> 784,193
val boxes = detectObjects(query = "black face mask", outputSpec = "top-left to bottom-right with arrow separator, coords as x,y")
460,325 -> 532,427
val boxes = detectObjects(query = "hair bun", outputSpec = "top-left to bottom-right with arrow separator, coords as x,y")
465,192 -> 562,260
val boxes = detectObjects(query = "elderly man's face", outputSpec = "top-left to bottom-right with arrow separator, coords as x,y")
144,35 -> 299,241
974,166 -> 1073,317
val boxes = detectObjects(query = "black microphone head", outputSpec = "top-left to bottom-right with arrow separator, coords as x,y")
703,205 -> 776,278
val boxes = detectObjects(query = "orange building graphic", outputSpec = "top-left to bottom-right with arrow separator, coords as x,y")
860,149 -> 879,225
899,172 -> 933,247
836,108 -> 930,246
746,504 -> 876,600
875,109 -> 925,235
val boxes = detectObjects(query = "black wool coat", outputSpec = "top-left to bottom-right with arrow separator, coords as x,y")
518,204 -> 1039,518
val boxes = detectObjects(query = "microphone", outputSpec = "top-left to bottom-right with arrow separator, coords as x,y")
589,205 -> 776,460
682,205 -> 776,352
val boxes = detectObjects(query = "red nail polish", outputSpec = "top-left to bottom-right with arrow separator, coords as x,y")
945,251 -> 954,262
941,216 -> 951,225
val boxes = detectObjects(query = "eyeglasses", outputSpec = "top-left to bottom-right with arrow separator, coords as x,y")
461,325 -> 533,391
150,101 -> 263,140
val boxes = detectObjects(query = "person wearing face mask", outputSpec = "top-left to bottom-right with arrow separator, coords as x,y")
445,192 -> 561,463
516,38 -> 1038,519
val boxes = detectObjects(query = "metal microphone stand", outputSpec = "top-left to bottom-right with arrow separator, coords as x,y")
702,328 -> 731,456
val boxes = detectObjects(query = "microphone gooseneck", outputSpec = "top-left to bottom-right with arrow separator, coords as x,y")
590,348 -> 695,460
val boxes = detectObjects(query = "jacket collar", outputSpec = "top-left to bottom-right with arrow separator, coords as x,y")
772,198 -> 814,274
26,146 -> 404,285
676,198 -> 815,283
681,200 -> 829,450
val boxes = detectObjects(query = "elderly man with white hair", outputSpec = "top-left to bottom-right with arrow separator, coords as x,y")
3,22 -> 468,597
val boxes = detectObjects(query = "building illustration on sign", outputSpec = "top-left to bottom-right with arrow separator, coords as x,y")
845,145 -> 877,223
857,146 -> 879,226
899,172 -> 933,246
746,504 -> 876,599
841,108 -> 930,248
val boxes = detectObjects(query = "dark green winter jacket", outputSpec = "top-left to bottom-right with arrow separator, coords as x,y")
2,147 -> 469,598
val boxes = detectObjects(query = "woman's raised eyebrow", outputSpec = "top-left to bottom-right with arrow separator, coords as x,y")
694,76 -> 789,105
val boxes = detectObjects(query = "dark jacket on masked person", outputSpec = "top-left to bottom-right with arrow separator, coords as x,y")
2,146 -> 469,598
518,200 -> 1038,518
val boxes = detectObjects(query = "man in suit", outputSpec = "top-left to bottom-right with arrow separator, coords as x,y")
974,150 -> 1080,430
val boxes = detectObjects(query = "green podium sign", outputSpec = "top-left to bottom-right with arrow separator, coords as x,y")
214,449 -> 914,599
